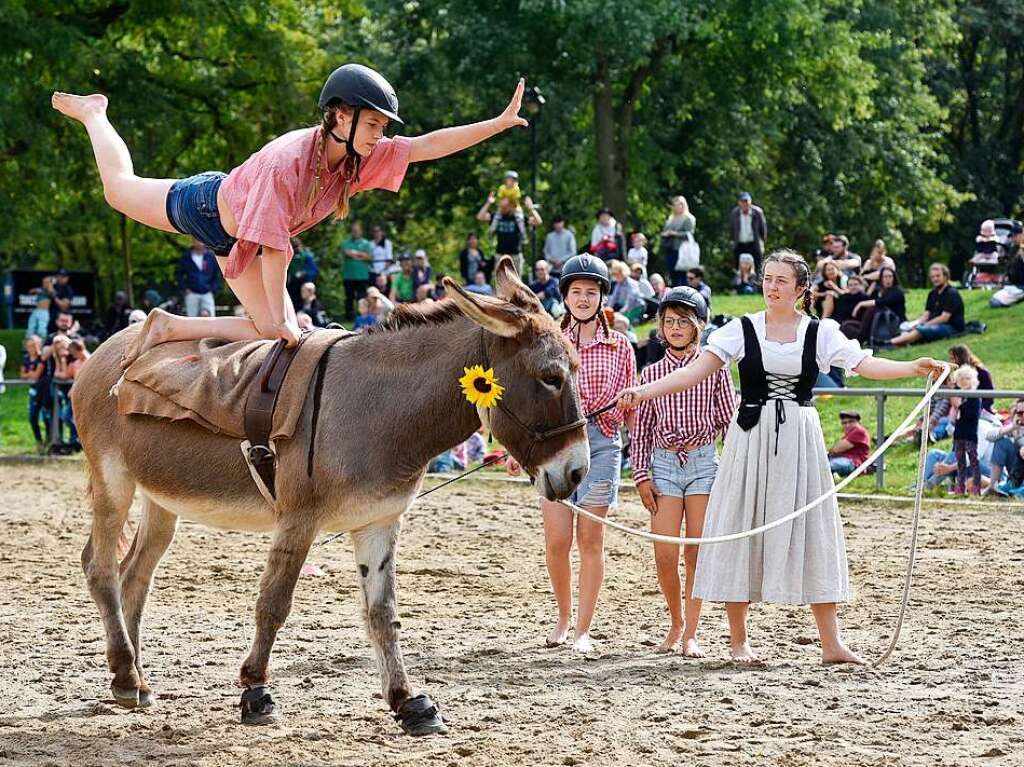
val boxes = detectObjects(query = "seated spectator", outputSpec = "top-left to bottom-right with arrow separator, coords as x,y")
20,335 -> 47,450
428,449 -> 466,474
849,266 -> 906,345
859,239 -> 896,294
834,275 -> 871,336
970,219 -> 1001,268
452,429 -> 487,466
891,263 -> 965,346
948,344 -> 995,415
415,283 -> 435,303
412,249 -> 433,292
990,221 -> 1024,308
686,267 -> 712,309
589,208 -> 622,261
295,311 -> 314,331
287,237 -> 319,309
625,232 -> 648,270
299,282 -> 329,327
365,287 -> 394,321
529,260 -> 562,315
827,234 -> 862,276
433,273 -> 448,301
353,298 -> 377,330
812,260 -> 846,317
631,263 -> 655,299
103,291 -> 133,338
459,232 -> 492,285
465,270 -> 495,296
813,233 -> 835,264
828,411 -> 871,477
984,398 -> 1024,496
648,273 -> 668,301
26,294 -> 50,340
390,254 -> 416,303
128,309 -> 147,325
372,271 -> 391,296
607,260 -> 644,324
732,253 -> 758,294
922,417 -> 998,492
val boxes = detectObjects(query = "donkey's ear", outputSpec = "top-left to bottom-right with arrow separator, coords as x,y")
494,255 -> 545,312
443,277 -> 527,338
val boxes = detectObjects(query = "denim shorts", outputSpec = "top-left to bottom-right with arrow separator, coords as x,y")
916,323 -> 956,342
165,171 -> 237,256
570,421 -> 622,508
651,443 -> 719,498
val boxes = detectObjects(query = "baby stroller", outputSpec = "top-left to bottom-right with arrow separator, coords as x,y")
963,218 -> 1015,288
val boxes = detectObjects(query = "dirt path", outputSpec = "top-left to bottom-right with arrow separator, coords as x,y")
0,463 -> 1021,766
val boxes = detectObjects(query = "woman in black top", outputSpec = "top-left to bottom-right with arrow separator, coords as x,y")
851,267 -> 905,343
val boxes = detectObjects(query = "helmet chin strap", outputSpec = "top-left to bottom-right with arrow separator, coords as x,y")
327,107 -> 365,180
566,303 -> 603,349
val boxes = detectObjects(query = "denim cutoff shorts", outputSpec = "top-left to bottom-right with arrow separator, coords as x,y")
651,443 -> 719,498
165,171 -> 237,256
570,420 -> 622,508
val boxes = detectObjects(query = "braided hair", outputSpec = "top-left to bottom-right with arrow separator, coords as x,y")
763,249 -> 817,318
305,107 -> 359,219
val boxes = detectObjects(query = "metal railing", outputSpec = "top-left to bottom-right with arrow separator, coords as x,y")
812,387 -> 1024,488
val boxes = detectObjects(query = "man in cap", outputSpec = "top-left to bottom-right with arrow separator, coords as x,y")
728,192 -> 767,274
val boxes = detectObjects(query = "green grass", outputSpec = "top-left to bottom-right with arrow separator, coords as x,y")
3,295 -> 1021,493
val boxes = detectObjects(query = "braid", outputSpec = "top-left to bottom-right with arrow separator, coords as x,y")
802,286 -> 817,318
559,312 -> 571,331
305,112 -> 331,211
597,303 -> 610,336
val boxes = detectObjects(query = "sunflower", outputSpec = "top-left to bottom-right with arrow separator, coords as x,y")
459,365 -> 504,408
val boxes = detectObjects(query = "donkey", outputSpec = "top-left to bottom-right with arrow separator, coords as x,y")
71,257 -> 589,732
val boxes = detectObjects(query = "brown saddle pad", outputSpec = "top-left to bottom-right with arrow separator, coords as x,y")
115,329 -> 351,441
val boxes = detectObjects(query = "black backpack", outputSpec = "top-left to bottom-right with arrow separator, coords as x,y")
869,308 -> 901,347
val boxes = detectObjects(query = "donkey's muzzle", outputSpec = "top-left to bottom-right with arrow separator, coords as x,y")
536,441 -> 590,501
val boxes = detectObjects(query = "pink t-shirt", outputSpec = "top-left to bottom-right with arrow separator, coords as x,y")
219,128 -> 412,278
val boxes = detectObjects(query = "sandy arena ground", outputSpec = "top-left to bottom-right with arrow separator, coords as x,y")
0,462 -> 1021,766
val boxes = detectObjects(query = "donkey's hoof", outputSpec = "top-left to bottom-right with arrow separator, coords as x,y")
394,693 -> 448,736
138,688 -> 156,708
240,685 -> 281,725
111,684 -> 140,708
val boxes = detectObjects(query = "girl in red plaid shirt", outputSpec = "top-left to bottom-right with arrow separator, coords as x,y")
632,287 -> 736,656
509,255 -> 637,652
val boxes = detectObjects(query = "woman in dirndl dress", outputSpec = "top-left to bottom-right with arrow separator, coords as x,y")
619,250 -> 945,664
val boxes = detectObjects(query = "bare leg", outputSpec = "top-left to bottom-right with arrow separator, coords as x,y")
726,602 -> 757,662
541,499 -> 573,647
574,503 -> 608,652
650,495 -> 685,652
51,93 -> 178,233
681,494 -> 709,658
118,497 -> 178,707
891,329 -> 922,347
238,517 -> 318,722
81,452 -> 140,705
812,603 -> 865,665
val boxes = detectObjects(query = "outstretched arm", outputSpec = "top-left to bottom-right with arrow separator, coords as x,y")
854,355 -> 947,380
408,79 -> 528,163
618,350 -> 725,409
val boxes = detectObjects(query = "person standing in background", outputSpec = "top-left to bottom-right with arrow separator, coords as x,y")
661,196 -> 696,287
543,216 -> 577,276
175,239 -> 221,317
728,192 -> 767,275
341,221 -> 373,320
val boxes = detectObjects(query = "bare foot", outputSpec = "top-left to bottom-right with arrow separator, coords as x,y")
546,621 -> 570,648
51,92 -> 108,122
822,643 -> 865,665
135,308 -> 174,359
730,641 -> 758,663
681,637 -> 705,658
656,624 -> 683,653
572,632 -> 594,653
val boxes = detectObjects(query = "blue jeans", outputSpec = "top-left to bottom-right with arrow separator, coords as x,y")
165,172 -> 237,256
829,456 -> 857,476
931,416 -> 953,442
916,323 -> 956,342
27,388 -> 46,444
991,437 -> 1023,474
924,448 -> 991,487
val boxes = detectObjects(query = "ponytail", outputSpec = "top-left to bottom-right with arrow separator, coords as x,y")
802,286 -> 817,318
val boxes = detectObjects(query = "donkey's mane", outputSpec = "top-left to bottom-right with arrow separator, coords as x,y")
363,298 -> 468,335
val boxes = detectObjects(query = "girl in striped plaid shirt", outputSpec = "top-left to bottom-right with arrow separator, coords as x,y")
632,287 -> 736,655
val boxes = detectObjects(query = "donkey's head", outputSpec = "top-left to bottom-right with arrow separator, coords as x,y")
444,257 -> 589,501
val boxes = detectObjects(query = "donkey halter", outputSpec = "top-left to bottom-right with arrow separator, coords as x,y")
478,328 -> 586,470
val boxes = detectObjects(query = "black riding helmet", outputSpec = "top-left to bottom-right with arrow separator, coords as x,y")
658,286 -> 708,323
558,254 -> 611,297
318,64 -> 402,161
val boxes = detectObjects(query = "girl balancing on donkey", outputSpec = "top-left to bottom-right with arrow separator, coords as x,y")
619,250 -> 945,664
52,65 -> 530,355
630,286 -> 736,656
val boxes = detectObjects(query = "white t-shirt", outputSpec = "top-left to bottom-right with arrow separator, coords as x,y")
590,220 -> 618,246
738,211 -> 754,243
706,311 -> 872,375
626,247 -> 648,268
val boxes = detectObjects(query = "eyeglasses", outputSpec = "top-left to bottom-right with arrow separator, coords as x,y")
662,318 -> 692,329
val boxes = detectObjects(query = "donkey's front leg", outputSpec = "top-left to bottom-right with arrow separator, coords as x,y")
237,517 -> 317,725
352,517 -> 447,736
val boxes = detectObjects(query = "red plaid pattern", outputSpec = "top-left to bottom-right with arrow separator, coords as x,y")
631,349 -> 737,484
566,324 -> 638,438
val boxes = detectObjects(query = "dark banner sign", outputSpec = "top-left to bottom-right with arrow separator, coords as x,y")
3,269 -> 96,329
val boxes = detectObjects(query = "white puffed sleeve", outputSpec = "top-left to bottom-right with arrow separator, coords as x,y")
705,316 -> 746,364
817,318 -> 872,374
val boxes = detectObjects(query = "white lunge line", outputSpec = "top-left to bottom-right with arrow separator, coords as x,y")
565,368 -> 949,546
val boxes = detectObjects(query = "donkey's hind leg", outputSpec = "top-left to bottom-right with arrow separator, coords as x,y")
237,517 -> 318,724
81,453 -> 139,707
352,517 -> 446,736
119,495 -> 178,707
